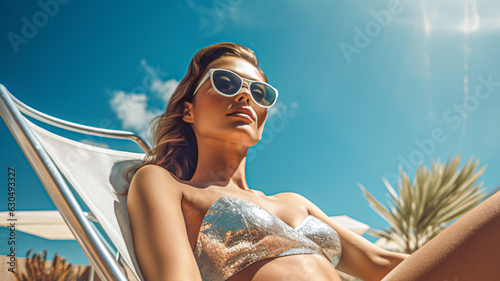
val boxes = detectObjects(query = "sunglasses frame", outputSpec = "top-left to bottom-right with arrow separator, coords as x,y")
192,68 -> 278,108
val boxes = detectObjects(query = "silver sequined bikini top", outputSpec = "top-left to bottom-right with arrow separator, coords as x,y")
193,195 -> 342,281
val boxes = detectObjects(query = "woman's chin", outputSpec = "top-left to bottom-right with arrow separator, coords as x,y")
225,131 -> 260,146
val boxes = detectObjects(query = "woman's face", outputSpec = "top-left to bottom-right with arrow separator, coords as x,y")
183,56 -> 269,147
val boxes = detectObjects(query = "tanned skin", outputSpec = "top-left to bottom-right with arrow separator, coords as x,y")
128,56 -> 499,281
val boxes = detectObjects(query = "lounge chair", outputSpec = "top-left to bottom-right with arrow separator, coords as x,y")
1,84 -> 374,281
1,84 -> 148,281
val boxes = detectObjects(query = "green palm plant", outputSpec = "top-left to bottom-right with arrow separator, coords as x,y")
359,156 -> 486,254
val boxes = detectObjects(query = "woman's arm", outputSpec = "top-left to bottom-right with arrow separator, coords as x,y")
284,192 -> 409,281
128,165 -> 203,281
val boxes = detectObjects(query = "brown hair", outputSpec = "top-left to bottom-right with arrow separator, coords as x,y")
120,42 -> 267,195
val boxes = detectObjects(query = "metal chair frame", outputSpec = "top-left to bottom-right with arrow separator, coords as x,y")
0,84 -> 151,281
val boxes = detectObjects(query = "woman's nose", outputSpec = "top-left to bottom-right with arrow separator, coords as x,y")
235,83 -> 252,103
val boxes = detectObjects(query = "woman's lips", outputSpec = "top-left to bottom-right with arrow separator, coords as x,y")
227,106 -> 257,121
227,112 -> 254,122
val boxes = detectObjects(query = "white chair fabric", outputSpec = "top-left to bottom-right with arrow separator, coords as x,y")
26,117 -> 145,281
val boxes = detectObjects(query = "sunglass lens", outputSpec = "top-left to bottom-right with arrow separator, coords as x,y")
250,82 -> 276,107
213,70 -> 241,95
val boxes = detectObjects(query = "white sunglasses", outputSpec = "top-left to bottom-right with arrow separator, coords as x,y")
192,68 -> 278,108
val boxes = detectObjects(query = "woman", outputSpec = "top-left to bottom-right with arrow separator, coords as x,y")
123,42 -> 500,281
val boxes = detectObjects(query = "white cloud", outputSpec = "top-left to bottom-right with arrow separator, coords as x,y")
139,59 -> 179,102
109,91 -> 162,139
152,78 -> 179,102
107,59 -> 180,142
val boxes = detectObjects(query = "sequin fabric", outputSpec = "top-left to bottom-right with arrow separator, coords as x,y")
193,196 -> 342,281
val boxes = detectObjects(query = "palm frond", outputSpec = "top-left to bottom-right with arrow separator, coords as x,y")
12,249 -> 88,281
359,155 -> 486,253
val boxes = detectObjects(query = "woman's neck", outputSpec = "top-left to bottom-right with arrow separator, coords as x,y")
188,136 -> 251,191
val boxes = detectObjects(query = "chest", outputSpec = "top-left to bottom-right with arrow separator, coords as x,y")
181,192 -> 309,252
191,195 -> 343,280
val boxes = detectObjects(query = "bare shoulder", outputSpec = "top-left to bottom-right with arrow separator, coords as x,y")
132,164 -> 177,182
128,164 -> 183,208
129,164 -> 179,192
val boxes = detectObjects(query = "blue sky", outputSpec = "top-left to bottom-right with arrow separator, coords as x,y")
1,0 -> 499,265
